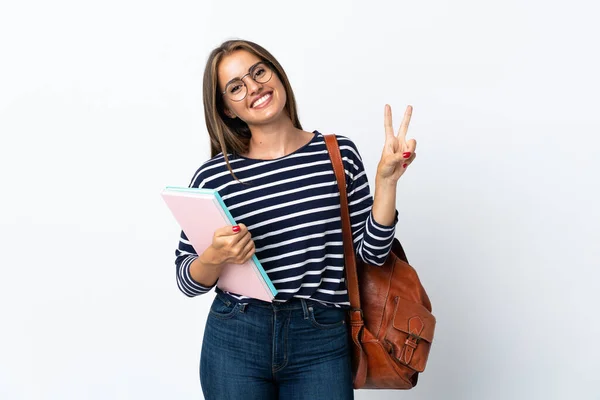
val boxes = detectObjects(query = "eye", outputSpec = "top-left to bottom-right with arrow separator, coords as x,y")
253,66 -> 266,79
228,82 -> 243,94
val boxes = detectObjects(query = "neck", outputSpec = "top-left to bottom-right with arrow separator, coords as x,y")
245,117 -> 308,159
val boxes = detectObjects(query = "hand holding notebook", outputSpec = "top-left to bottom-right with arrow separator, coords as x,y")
200,223 -> 255,266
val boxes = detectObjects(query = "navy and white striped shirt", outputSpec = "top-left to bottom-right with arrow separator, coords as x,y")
175,131 -> 397,307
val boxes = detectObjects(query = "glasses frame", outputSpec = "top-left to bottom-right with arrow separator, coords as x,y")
221,61 -> 274,102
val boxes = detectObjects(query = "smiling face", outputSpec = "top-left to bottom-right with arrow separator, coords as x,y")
217,49 -> 288,128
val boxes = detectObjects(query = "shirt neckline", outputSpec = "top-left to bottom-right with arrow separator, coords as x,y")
233,130 -> 321,162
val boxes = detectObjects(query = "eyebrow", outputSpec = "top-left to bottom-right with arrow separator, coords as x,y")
223,61 -> 264,89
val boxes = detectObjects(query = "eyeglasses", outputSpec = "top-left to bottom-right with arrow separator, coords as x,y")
221,62 -> 273,102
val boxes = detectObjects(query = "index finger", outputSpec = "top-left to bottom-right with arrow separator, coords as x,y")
384,104 -> 394,137
397,105 -> 413,143
215,223 -> 247,236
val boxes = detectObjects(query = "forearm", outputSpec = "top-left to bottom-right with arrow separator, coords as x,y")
372,177 -> 398,226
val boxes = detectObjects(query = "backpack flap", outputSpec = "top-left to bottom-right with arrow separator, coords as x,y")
388,296 -> 436,372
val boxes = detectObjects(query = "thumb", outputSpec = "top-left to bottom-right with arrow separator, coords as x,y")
383,151 -> 405,163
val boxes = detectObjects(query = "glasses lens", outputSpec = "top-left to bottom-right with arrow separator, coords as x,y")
252,63 -> 272,84
225,80 -> 247,101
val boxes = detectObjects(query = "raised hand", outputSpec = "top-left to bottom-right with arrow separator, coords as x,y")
377,104 -> 417,183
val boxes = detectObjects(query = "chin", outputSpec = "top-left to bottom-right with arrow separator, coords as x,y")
249,110 -> 287,127
246,95 -> 287,125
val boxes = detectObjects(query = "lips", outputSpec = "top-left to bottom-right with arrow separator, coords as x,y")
250,91 -> 273,108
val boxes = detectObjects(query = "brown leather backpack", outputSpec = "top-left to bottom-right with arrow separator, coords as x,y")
325,135 -> 436,389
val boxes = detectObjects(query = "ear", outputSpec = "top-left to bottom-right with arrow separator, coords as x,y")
224,108 -> 236,119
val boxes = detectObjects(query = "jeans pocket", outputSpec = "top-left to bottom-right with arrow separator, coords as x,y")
209,294 -> 242,320
308,306 -> 346,330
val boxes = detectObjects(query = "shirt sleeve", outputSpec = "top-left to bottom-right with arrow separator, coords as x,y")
338,136 -> 398,266
173,167 -> 217,297
174,231 -> 215,297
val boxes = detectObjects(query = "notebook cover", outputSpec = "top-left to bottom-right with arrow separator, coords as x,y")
161,187 -> 277,302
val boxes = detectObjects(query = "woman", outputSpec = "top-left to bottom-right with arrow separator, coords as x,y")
174,39 -> 417,400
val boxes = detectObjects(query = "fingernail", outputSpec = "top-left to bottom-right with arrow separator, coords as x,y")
232,225 -> 240,232
403,152 -> 411,158
403,163 -> 408,168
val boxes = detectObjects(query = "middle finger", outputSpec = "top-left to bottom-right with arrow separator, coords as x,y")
397,105 -> 413,144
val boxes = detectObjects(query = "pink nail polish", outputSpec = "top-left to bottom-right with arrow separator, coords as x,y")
403,163 -> 408,168
232,225 -> 240,233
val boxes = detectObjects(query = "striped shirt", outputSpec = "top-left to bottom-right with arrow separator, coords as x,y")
174,131 -> 397,307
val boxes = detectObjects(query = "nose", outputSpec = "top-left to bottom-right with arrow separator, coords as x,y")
243,75 -> 263,96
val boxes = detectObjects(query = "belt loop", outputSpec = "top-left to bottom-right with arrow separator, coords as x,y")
301,299 -> 309,320
217,293 -> 231,307
239,303 -> 247,313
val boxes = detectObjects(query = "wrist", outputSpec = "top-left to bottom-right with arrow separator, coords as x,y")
199,246 -> 221,267
375,176 -> 398,191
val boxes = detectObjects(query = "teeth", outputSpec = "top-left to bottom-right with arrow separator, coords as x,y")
252,93 -> 271,108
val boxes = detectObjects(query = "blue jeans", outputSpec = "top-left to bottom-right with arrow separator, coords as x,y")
200,292 -> 354,400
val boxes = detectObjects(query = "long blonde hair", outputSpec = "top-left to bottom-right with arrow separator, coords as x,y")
202,40 -> 302,174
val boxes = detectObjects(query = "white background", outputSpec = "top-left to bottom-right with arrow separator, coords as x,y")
1,0 -> 599,399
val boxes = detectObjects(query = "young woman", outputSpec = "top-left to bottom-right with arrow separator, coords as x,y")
174,39 -> 417,400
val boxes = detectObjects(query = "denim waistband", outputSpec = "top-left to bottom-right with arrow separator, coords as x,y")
216,291 -> 342,311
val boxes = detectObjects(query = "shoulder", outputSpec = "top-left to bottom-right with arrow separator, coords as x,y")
328,133 -> 364,163
315,132 -> 366,178
315,131 -> 362,157
188,152 -> 240,189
